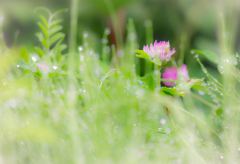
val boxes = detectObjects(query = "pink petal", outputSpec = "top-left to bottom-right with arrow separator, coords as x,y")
162,66 -> 178,86
179,64 -> 189,79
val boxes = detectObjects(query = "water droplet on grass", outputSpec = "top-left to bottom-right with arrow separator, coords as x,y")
101,39 -> 108,44
160,118 -> 167,124
31,56 -> 37,61
198,90 -> 205,95
104,28 -> 111,35
78,46 -> 83,51
144,20 -> 152,27
103,46 -> 110,53
83,33 -> 88,38
2,79 -> 7,85
136,89 -> 145,97
80,55 -> 84,62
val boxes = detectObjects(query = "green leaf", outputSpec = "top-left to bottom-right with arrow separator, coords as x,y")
35,47 -> 45,56
39,15 -> 48,28
141,74 -> 154,91
18,59 -> 31,70
191,49 -> 218,64
152,56 -> 162,66
36,33 -> 49,49
49,25 -> 63,36
216,108 -> 223,118
176,78 -> 204,90
51,38 -> 66,56
49,32 -> 65,47
33,66 -> 42,77
50,19 -> 63,27
52,8 -> 68,18
135,50 -> 163,66
135,50 -> 150,60
160,87 -> 185,97
136,54 -> 145,58
37,22 -> 48,38
59,44 -> 67,52
19,47 -> 29,63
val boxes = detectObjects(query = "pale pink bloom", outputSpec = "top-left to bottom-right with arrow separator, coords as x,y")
135,149 -> 144,158
143,40 -> 176,62
162,64 -> 189,87
37,63 -> 50,72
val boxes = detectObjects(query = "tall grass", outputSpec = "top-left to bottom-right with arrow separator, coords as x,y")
0,0 -> 240,163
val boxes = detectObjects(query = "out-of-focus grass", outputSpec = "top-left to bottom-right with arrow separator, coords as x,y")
0,0 -> 240,163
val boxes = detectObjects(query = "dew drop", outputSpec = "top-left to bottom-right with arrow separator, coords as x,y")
154,70 -> 159,75
103,46 -> 110,54
2,79 -> 7,85
160,118 -> 167,124
104,28 -> 111,35
83,33 -> 88,38
78,46 -> 83,51
198,90 -> 205,95
101,38 -> 108,44
144,20 -> 152,27
80,55 -> 84,62
31,56 -> 37,61
136,89 -> 145,97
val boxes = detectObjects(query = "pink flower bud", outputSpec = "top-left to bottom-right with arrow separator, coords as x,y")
162,64 -> 189,86
37,63 -> 50,72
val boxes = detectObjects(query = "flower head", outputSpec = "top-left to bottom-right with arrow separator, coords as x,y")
143,40 -> 176,62
162,64 -> 189,87
37,63 -> 50,72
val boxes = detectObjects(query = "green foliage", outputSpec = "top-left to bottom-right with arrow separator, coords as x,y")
35,7 -> 67,61
135,49 -> 162,66
160,87 -> 185,97
1,5 -> 240,164
191,49 -> 219,64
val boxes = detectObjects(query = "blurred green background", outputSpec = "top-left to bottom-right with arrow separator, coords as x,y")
1,0 -> 240,80
1,1 -> 240,163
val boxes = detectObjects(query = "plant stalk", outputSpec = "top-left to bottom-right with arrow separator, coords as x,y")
155,66 -> 161,90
